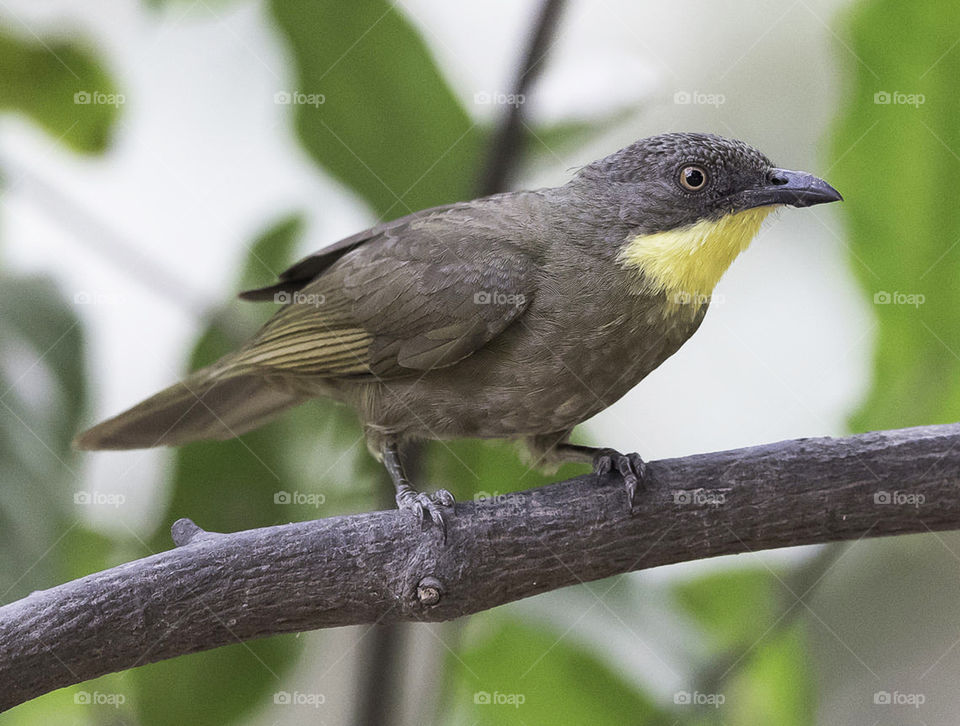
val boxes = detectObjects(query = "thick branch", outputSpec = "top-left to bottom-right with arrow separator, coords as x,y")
3,423 -> 960,710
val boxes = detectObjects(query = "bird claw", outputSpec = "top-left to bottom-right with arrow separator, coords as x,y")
592,448 -> 647,508
396,488 -> 456,541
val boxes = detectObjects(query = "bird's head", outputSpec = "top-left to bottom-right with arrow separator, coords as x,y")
576,132 -> 842,306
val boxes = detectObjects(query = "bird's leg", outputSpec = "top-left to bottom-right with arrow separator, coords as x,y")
551,442 -> 648,508
381,439 -> 455,539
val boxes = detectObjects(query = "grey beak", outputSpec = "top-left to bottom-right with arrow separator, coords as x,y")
741,169 -> 843,209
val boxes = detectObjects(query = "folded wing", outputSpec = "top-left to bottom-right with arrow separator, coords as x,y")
232,201 -> 537,380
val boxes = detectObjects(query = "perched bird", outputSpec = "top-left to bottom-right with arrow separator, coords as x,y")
75,132 -> 841,534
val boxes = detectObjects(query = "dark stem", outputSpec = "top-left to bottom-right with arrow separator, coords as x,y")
477,0 -> 567,195
351,622 -> 408,726
350,468 -> 412,726
3,423 -> 959,711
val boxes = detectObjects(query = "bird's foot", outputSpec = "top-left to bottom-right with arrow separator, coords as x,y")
395,486 -> 455,541
592,448 -> 647,508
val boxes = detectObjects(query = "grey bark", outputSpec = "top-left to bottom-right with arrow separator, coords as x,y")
2,423 -> 959,710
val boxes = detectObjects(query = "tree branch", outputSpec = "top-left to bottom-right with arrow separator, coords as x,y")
3,422 -> 959,710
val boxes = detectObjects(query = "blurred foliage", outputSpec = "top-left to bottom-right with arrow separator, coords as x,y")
673,570 -> 815,726
831,0 -> 960,431
0,23 -> 122,725
269,0 -> 485,219
448,616 -> 671,725
673,570 -> 779,652
0,27 -> 120,153
0,19 -> 119,604
0,275 -> 112,602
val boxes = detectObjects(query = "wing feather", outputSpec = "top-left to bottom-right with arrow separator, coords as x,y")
231,194 -> 542,379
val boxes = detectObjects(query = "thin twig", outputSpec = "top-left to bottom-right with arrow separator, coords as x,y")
477,0 -> 567,195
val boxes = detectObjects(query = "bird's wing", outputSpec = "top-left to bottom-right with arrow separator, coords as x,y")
230,198 -> 538,379
238,202 -> 462,301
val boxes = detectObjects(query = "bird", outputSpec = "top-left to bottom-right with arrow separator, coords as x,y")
74,132 -> 842,537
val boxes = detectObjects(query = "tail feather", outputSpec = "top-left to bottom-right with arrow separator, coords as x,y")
73,363 -> 306,450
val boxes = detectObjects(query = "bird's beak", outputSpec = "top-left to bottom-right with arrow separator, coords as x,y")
740,169 -> 843,210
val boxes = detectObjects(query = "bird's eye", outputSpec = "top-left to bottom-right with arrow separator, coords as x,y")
679,165 -> 708,191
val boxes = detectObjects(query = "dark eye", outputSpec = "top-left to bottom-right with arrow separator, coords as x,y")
679,165 -> 708,191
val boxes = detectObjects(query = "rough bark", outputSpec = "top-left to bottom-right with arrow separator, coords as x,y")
2,423 -> 959,710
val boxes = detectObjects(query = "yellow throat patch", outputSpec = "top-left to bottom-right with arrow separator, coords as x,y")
617,206 -> 773,307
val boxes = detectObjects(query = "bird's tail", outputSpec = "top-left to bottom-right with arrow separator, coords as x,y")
73,358 -> 306,450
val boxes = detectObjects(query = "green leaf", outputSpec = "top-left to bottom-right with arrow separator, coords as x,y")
830,0 -> 960,430
671,569 -> 814,726
672,569 -> 779,653
447,614 -> 670,725
0,27 -> 121,153
268,0 -> 485,217
0,274 -> 91,601
724,627 -> 814,726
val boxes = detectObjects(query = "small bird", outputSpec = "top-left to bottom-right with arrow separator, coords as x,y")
75,133 -> 841,534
